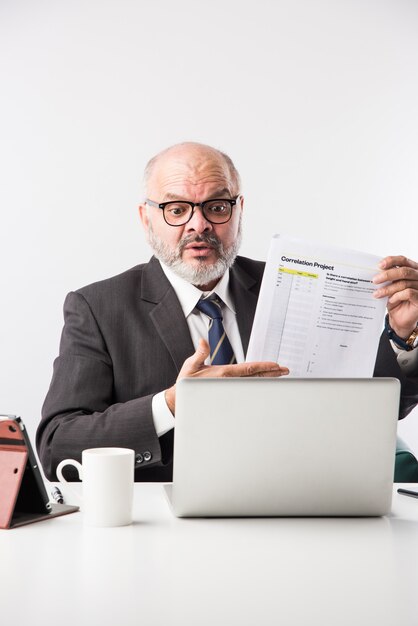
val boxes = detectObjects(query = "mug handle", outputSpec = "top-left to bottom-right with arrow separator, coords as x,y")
56,459 -> 83,504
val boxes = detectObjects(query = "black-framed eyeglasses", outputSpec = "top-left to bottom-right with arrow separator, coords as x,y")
145,196 -> 240,227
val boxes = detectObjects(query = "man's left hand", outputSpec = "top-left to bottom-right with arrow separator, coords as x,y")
373,255 -> 418,338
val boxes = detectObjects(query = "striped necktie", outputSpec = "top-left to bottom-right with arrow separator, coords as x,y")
195,296 -> 236,365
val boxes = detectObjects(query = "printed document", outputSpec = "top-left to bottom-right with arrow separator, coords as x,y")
247,235 -> 387,377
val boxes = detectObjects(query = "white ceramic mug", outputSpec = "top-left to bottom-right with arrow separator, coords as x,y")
56,447 -> 135,527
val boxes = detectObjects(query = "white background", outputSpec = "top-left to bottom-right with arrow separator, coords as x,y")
1,0 -> 417,454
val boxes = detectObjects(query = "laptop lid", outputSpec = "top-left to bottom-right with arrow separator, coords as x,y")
169,378 -> 400,517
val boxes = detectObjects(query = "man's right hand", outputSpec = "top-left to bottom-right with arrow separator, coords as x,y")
164,339 -> 289,414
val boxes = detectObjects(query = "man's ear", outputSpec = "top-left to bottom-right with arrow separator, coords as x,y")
138,203 -> 149,231
239,195 -> 244,213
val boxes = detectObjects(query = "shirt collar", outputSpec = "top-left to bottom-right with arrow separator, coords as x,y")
159,261 -> 236,318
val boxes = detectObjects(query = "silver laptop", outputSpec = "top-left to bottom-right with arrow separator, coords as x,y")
166,377 -> 400,517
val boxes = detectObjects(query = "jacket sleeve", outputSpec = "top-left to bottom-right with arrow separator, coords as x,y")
36,292 -> 173,481
373,332 -> 418,420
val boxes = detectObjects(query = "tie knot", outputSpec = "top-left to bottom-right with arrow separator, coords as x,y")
195,296 -> 223,320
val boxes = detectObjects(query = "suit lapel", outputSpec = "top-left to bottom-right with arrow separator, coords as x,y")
141,258 -> 195,372
141,256 -> 262,367
229,261 -> 261,356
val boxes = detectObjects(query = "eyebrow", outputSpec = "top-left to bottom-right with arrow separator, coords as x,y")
162,188 -> 232,202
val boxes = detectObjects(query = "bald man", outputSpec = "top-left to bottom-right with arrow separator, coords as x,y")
37,142 -> 418,481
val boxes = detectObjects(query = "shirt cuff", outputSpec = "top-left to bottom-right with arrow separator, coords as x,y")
152,391 -> 175,437
390,340 -> 418,375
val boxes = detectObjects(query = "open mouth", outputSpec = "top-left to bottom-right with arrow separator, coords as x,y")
184,244 -> 215,257
185,243 -> 213,250
180,235 -> 221,258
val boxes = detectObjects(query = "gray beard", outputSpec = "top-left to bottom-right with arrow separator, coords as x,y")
147,219 -> 242,287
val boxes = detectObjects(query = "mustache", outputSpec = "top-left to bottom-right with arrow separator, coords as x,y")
178,233 -> 222,254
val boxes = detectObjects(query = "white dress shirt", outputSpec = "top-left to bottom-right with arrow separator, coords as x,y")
390,340 -> 418,375
151,262 -> 245,437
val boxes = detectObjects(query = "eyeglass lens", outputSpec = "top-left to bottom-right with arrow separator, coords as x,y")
164,200 -> 233,225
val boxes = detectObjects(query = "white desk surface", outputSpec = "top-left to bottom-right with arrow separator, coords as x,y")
1,483 -> 418,626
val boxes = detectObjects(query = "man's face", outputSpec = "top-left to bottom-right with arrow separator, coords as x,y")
139,147 -> 243,290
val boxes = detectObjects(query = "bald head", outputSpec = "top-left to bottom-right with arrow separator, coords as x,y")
138,141 -> 244,290
143,142 -> 241,198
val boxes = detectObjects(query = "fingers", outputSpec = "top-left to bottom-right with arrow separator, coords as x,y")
373,279 -> 418,300
373,265 -> 418,288
372,255 -> 418,337
241,362 -> 289,377
177,339 -> 210,380
378,256 -> 418,271
386,287 -> 418,308
179,339 -> 289,382
185,339 -> 210,371
172,340 -> 211,409
373,257 -> 418,299
209,362 -> 289,378
195,338 -> 210,362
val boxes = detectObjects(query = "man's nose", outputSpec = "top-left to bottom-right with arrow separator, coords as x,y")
185,206 -> 212,233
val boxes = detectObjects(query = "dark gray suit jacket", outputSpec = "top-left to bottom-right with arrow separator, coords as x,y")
37,256 -> 418,482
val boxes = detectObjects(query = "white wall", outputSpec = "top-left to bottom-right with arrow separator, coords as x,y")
1,0 -> 417,453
